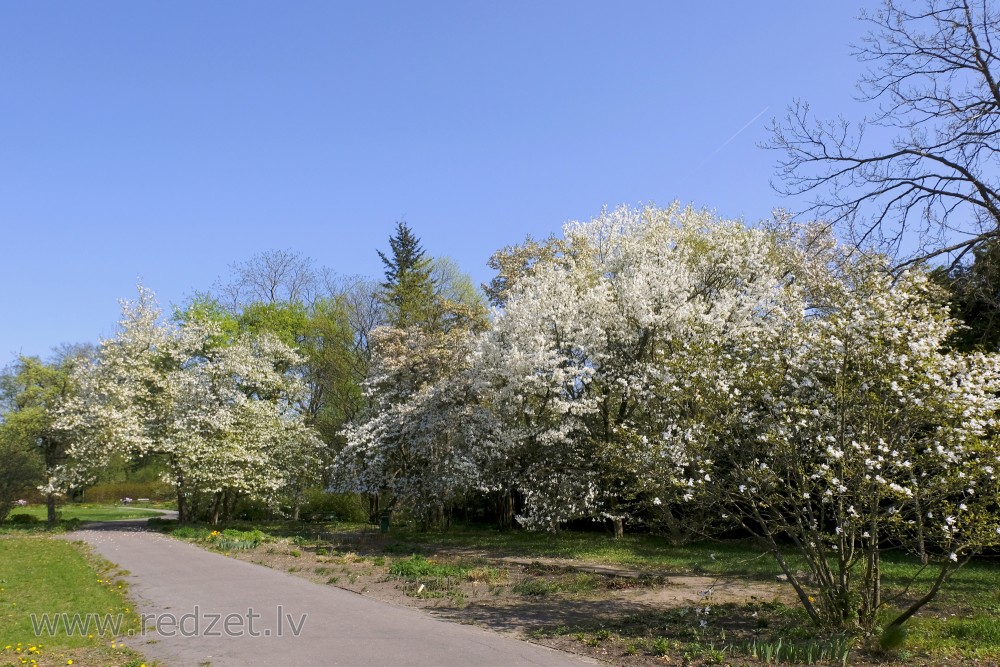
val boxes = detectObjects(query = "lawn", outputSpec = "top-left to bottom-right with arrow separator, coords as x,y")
7,504 -> 165,523
0,537 -> 147,667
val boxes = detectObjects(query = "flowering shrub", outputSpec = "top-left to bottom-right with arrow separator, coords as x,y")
700,255 -> 1000,632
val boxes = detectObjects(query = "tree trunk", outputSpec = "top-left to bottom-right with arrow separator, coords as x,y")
223,489 -> 236,522
210,492 -> 222,526
368,493 -> 380,525
495,489 -> 514,530
912,488 -> 928,564
46,492 -> 56,526
176,486 -> 187,523
612,517 -> 624,540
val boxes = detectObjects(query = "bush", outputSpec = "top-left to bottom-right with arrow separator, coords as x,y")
299,490 -> 367,523
221,528 -> 269,545
170,525 -> 212,539
7,513 -> 40,525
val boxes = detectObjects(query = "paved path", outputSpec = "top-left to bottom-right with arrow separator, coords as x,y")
66,521 -> 595,667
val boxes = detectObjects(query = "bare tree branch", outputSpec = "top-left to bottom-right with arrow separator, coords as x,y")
767,0 -> 1000,265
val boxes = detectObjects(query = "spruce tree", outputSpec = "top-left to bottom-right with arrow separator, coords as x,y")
377,221 -> 436,328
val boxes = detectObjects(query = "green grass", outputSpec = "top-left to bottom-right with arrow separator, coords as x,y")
7,504 -> 165,523
0,537 -> 146,666
386,525 -> 793,578
511,573 -> 603,596
389,554 -> 468,580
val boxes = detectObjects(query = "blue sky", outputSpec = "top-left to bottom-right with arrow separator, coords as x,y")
1,1 -> 878,360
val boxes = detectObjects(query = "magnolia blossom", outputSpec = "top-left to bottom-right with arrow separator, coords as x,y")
468,204 -> 804,529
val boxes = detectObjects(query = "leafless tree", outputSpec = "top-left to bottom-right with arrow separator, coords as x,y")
321,272 -> 384,355
215,249 -> 319,311
768,0 -> 1000,269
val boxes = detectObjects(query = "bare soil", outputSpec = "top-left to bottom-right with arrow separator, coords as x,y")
211,530 -> 808,666
195,528 -> 998,667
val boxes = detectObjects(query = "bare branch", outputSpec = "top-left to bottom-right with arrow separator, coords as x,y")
767,0 -> 1000,265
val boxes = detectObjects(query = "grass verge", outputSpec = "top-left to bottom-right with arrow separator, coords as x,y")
0,536 -> 149,667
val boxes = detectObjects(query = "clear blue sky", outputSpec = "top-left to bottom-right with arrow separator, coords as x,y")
1,1 -> 879,361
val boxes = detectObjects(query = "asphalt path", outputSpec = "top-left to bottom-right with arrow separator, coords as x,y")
65,520 -> 595,667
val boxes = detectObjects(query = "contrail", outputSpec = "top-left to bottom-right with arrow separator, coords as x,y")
696,105 -> 770,170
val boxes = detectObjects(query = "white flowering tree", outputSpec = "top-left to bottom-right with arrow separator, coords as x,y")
473,204 -> 799,533
333,302 -> 493,528
705,252 -> 1000,633
58,286 -> 326,523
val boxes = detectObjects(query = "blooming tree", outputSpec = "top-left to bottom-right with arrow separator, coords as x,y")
58,286 -> 326,523
473,204 -> 800,533
333,302 -> 492,528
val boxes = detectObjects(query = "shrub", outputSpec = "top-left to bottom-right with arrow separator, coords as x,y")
299,490 -> 367,523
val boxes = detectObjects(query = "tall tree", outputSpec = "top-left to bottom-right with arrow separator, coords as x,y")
377,222 -> 436,328
0,438 -> 40,523
430,256 -> 485,310
768,0 -> 1000,267
0,349 -> 90,524
214,249 -> 320,312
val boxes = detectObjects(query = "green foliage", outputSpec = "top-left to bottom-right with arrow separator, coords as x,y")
299,490 -> 367,523
169,525 -> 213,539
940,617 -> 1000,646
733,636 -> 852,664
934,239 -> 1000,352
173,293 -> 240,344
0,353 -> 84,522
430,256 -> 485,310
219,528 -> 269,547
0,438 -> 42,522
879,623 -> 908,652
299,296 -> 366,443
238,301 -> 310,350
377,221 -> 437,328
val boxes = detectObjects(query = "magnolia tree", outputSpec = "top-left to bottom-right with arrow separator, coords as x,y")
473,204 -> 1000,632
472,204 -> 801,533
333,303 -> 493,528
701,254 -> 1000,633
58,286 -> 326,523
